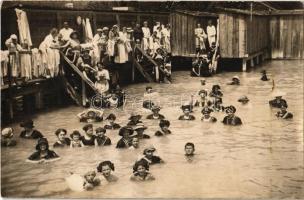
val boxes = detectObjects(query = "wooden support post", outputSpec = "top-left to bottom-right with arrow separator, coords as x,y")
256,55 -> 260,65
35,92 -> 43,110
7,54 -> 14,120
242,59 -> 247,72
250,58 -> 255,67
82,80 -> 86,106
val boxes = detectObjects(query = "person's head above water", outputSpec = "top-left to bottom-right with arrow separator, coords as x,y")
119,126 -> 134,138
55,128 -> 67,141
35,138 -> 49,151
225,105 -> 237,116
70,130 -> 81,141
97,160 -> 115,177
83,124 -> 93,136
133,160 -> 149,174
185,142 -> 195,156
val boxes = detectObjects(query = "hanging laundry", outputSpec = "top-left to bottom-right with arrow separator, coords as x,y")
85,18 -> 93,42
15,9 -> 32,47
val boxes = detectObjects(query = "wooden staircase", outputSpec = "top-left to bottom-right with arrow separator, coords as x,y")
60,52 -> 98,106
132,46 -> 167,83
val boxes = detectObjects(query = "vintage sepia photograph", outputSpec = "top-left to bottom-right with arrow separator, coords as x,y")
1,0 -> 303,199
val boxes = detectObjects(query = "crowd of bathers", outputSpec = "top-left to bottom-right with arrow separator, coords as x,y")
1,70 -> 294,189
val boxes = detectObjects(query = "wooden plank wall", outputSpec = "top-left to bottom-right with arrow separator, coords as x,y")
170,12 -> 216,57
270,15 -> 304,59
219,13 -> 269,58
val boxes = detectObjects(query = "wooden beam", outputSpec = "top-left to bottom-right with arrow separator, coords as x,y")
217,8 -> 266,16
269,9 -> 304,16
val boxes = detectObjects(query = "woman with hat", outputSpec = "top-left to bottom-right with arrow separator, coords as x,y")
201,107 -> 217,122
222,105 -> 242,126
104,113 -> 121,130
53,128 -> 71,148
209,84 -> 223,109
92,28 -> 104,64
146,105 -> 165,120
26,138 -> 60,163
195,89 -> 211,107
81,124 -> 96,146
1,127 -> 17,147
133,123 -> 150,139
238,95 -> 250,104
116,126 -> 134,148
260,70 -> 269,81
127,112 -> 143,127
65,31 -> 81,63
178,105 -> 195,120
130,160 -> 155,182
143,86 -> 159,110
269,91 -> 288,108
20,120 -> 43,139
155,120 -> 171,137
77,108 -> 103,123
139,145 -> 164,165
5,34 -> 23,84
276,104 -> 293,119
227,76 -> 240,85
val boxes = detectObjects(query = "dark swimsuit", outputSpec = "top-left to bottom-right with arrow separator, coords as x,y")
28,150 -> 59,161
20,130 -> 43,139
81,135 -> 96,146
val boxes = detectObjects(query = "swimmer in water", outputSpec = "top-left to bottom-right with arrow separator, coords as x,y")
269,91 -> 288,108
70,131 -> 85,148
1,127 -> 17,147
27,138 -> 60,163
201,107 -> 217,122
94,127 -> 111,146
178,105 -> 195,120
104,113 -> 121,130
20,119 -> 43,139
260,70 -> 269,81
222,105 -> 242,126
146,105 -> 165,120
83,171 -> 100,190
133,123 -> 150,139
130,160 -> 155,181
129,137 -> 140,149
97,160 -> 118,182
139,145 -> 164,165
155,119 -> 171,136
185,142 -> 195,157
53,128 -> 70,148
227,76 -> 240,85
116,126 -> 134,148
276,104 -> 293,119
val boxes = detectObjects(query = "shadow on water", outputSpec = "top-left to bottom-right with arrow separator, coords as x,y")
1,60 -> 303,198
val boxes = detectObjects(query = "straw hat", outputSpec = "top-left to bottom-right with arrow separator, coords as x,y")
10,34 -> 17,40
143,145 -> 156,154
128,112 -> 142,120
134,122 -> 147,131
118,126 -> 134,136
232,76 -> 240,81
1,128 -> 13,137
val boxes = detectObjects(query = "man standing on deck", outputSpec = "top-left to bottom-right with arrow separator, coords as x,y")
142,21 -> 151,53
206,20 -> 216,48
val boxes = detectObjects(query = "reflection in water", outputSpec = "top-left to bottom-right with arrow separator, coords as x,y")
1,60 -> 303,198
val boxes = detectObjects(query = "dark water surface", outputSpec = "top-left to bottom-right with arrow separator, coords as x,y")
1,60 -> 303,198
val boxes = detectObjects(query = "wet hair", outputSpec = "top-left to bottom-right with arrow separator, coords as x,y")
106,113 -> 116,120
70,130 -> 81,138
97,161 -> 115,172
159,119 -> 170,128
185,142 -> 195,150
83,124 -> 93,132
133,160 -> 149,173
55,128 -> 67,136
146,86 -> 152,91
96,127 -> 106,134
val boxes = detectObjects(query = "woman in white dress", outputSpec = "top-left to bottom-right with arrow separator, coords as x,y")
194,23 -> 207,54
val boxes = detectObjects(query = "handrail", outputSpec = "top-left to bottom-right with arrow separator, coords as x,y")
60,51 -> 99,94
134,46 -> 166,75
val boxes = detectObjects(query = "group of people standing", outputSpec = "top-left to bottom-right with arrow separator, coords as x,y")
192,20 -> 219,77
